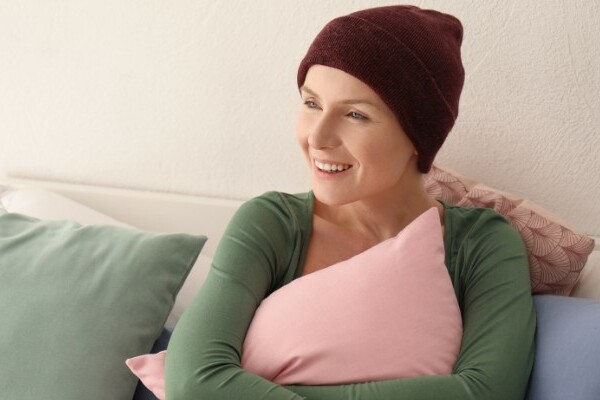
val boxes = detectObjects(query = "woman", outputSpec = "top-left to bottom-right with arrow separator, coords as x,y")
165,5 -> 535,399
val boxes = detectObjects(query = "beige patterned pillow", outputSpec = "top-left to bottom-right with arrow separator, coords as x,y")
425,165 -> 595,295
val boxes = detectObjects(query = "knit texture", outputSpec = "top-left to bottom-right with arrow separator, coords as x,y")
297,5 -> 465,173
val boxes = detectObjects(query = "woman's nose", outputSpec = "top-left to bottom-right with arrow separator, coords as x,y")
307,114 -> 340,150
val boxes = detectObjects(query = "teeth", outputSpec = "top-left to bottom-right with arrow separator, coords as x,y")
315,161 -> 351,172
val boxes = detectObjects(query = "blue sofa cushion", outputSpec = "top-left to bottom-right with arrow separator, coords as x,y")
527,295 -> 600,400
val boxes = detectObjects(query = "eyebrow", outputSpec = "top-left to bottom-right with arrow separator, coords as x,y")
300,85 -> 381,110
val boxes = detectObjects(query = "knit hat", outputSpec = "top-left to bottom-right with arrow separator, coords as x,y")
297,5 -> 465,173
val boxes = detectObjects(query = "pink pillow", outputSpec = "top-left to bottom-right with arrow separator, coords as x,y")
126,207 -> 462,395
241,207 -> 461,384
424,164 -> 595,295
125,351 -> 166,400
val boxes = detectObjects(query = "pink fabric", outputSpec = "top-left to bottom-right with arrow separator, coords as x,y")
424,164 -> 595,295
126,207 -> 462,394
125,351 -> 166,400
242,207 -> 461,384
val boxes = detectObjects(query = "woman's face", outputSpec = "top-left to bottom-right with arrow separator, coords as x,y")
296,65 -> 417,205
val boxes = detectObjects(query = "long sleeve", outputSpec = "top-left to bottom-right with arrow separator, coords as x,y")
283,210 -> 536,400
164,192 -> 310,399
165,193 -> 536,400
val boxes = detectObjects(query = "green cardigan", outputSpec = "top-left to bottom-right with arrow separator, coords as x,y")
165,191 -> 535,400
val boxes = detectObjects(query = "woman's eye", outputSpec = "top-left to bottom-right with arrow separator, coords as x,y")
303,100 -> 318,109
349,111 -> 367,120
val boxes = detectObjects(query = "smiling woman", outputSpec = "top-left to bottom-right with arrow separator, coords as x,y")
164,5 -> 535,400
296,65 -> 427,215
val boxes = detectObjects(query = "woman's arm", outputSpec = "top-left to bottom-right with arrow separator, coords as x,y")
166,197 -> 535,400
284,212 -> 536,400
164,192 -> 308,399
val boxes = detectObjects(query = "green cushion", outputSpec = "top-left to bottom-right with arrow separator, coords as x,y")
0,204 -> 205,400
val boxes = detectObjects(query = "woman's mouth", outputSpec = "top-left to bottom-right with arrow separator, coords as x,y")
314,160 -> 353,173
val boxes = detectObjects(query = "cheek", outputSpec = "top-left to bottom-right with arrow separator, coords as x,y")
295,113 -> 310,150
359,130 -> 414,171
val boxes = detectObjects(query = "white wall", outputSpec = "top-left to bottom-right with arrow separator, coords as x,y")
1,0 -> 599,235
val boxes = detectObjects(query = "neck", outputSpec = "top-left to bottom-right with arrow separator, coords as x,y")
313,172 -> 443,243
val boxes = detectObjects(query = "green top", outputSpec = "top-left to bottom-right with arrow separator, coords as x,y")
165,191 -> 536,400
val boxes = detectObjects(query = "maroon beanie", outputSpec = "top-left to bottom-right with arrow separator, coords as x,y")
297,5 -> 465,173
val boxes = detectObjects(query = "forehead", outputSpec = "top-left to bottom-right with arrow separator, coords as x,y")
301,65 -> 387,108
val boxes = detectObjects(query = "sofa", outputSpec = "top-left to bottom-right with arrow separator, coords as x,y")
1,182 -> 598,400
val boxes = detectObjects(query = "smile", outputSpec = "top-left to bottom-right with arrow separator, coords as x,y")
314,160 -> 352,173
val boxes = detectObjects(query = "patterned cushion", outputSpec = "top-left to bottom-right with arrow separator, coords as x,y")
425,165 -> 595,295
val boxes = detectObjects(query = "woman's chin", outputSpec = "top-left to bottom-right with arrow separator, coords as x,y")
311,187 -> 357,207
